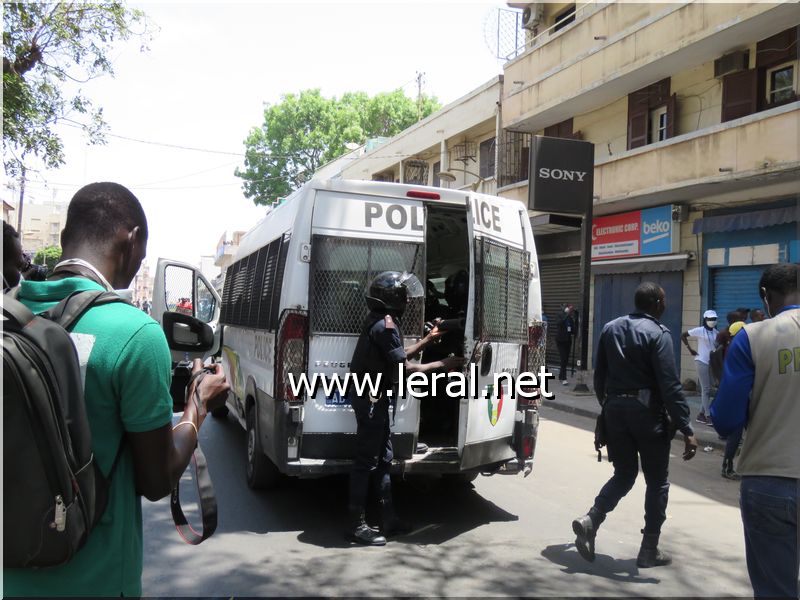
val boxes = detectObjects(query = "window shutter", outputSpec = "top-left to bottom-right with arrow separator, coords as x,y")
627,102 -> 648,149
756,27 -> 799,69
651,78 -> 671,107
479,138 -> 495,178
544,118 -> 575,139
722,68 -> 757,122
666,93 -> 677,139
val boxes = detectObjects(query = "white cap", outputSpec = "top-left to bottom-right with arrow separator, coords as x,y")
703,310 -> 718,319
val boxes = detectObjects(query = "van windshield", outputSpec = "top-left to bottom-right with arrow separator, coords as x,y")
310,235 -> 424,336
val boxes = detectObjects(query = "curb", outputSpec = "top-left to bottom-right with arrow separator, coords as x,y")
542,398 -> 728,453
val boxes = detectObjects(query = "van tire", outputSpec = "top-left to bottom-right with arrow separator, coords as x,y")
210,405 -> 229,419
442,472 -> 479,486
245,406 -> 281,490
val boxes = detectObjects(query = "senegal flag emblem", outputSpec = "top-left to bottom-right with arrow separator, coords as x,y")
486,383 -> 504,427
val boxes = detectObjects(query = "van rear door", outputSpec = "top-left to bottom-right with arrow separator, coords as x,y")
459,196 -> 531,470
303,189 -> 426,458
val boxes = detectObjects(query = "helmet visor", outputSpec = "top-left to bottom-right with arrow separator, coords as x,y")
399,272 -> 424,299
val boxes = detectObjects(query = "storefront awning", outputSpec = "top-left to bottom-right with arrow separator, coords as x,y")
591,253 -> 690,275
692,205 -> 799,234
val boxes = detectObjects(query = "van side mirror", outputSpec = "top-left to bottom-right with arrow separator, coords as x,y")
162,311 -> 214,353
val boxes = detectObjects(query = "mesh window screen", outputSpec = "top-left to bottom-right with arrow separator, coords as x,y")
474,238 -> 529,343
310,235 -> 424,336
164,265 -> 195,315
221,234 -> 290,331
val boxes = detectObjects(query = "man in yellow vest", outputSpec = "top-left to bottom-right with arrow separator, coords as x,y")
711,263 -> 799,598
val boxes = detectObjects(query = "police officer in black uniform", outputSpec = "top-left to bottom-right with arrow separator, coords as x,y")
348,271 -> 465,546
572,282 -> 699,567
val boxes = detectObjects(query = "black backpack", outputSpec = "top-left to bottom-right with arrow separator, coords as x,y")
3,290 -> 125,568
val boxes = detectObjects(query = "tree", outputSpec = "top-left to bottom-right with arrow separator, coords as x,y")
33,244 -> 61,272
236,89 -> 440,205
3,3 -> 150,176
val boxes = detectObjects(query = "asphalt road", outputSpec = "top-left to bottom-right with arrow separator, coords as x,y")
141,406 -> 752,597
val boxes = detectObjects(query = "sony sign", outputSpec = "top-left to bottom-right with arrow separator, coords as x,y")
528,136 -> 594,215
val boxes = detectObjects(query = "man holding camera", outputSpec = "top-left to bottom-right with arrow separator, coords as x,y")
3,183 -> 229,597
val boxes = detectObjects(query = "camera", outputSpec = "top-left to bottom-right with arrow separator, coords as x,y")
24,262 -> 48,282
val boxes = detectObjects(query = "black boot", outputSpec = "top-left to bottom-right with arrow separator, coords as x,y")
572,507 -> 604,562
348,508 -> 386,546
380,499 -> 413,537
636,530 -> 672,568
721,459 -> 741,480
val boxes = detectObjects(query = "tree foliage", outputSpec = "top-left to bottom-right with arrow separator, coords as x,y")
33,244 -> 62,272
235,89 -> 440,205
3,2 -> 150,176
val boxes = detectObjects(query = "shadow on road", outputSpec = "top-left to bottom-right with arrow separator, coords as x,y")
541,543 -> 660,585
189,412 -> 518,549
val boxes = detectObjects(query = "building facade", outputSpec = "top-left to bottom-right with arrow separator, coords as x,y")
500,2 -> 799,380
16,199 -> 69,255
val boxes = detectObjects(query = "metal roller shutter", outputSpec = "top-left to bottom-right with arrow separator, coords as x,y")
538,256 -> 582,369
711,267 -> 764,323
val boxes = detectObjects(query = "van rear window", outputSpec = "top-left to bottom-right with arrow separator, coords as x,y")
310,235 -> 424,336
474,238 -> 529,343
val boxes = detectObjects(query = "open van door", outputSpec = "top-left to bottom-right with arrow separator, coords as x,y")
151,258 -> 222,363
459,195 -> 531,470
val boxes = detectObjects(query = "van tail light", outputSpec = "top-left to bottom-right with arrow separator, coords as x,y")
521,435 -> 535,459
517,322 -> 546,409
406,190 -> 440,200
276,310 -> 308,403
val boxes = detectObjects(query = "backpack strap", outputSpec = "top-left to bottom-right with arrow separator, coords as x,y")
42,290 -> 127,331
2,294 -> 38,328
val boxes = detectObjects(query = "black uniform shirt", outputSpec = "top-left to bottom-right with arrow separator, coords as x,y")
594,312 -> 693,436
350,311 -> 406,398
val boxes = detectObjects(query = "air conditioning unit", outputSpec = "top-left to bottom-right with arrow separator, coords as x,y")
714,50 -> 749,78
671,204 -> 688,223
522,3 -> 543,30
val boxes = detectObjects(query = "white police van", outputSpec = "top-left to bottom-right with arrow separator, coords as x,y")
152,179 -> 545,489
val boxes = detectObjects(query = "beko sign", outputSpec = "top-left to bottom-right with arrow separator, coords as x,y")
528,136 -> 594,215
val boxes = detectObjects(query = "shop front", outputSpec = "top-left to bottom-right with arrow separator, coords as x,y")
591,204 -> 688,372
695,199 -> 799,321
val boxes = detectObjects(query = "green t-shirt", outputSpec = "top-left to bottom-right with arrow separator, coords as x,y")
3,277 -> 173,597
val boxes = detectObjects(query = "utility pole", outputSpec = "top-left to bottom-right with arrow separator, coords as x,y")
415,71 -> 425,122
16,165 -> 26,234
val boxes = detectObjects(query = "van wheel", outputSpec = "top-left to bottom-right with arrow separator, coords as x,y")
245,407 -> 281,490
210,405 -> 229,419
442,472 -> 479,486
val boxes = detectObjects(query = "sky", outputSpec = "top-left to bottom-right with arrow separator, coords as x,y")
11,1 -> 512,272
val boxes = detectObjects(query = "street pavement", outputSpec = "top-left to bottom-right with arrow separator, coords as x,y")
545,371 -> 730,452
142,404 -> 751,597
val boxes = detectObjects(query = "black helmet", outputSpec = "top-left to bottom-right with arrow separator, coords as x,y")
365,271 -> 423,316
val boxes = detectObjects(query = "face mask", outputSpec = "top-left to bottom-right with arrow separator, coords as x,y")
564,307 -> 570,314
705,319 -> 717,327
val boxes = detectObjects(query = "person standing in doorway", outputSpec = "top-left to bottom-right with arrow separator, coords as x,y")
681,309 -> 719,425
572,282 -> 698,567
711,263 -> 799,598
556,304 -> 577,386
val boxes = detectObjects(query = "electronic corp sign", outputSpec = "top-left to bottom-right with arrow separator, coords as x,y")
591,205 -> 673,260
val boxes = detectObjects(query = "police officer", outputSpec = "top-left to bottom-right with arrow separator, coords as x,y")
572,282 -> 699,567
348,271 -> 465,545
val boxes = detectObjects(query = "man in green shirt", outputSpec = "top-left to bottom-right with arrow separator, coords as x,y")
3,182 -> 228,597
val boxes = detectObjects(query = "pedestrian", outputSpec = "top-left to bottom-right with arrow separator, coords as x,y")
749,308 -> 765,322
572,282 -> 698,568
556,303 -> 577,385
347,270 -> 465,545
681,309 -> 719,425
3,220 -> 26,292
712,318 -> 746,480
711,263 -> 799,598
3,182 -> 230,597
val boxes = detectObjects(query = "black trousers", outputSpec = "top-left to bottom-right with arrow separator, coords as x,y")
593,397 -> 671,534
348,394 -> 393,512
557,340 -> 572,381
